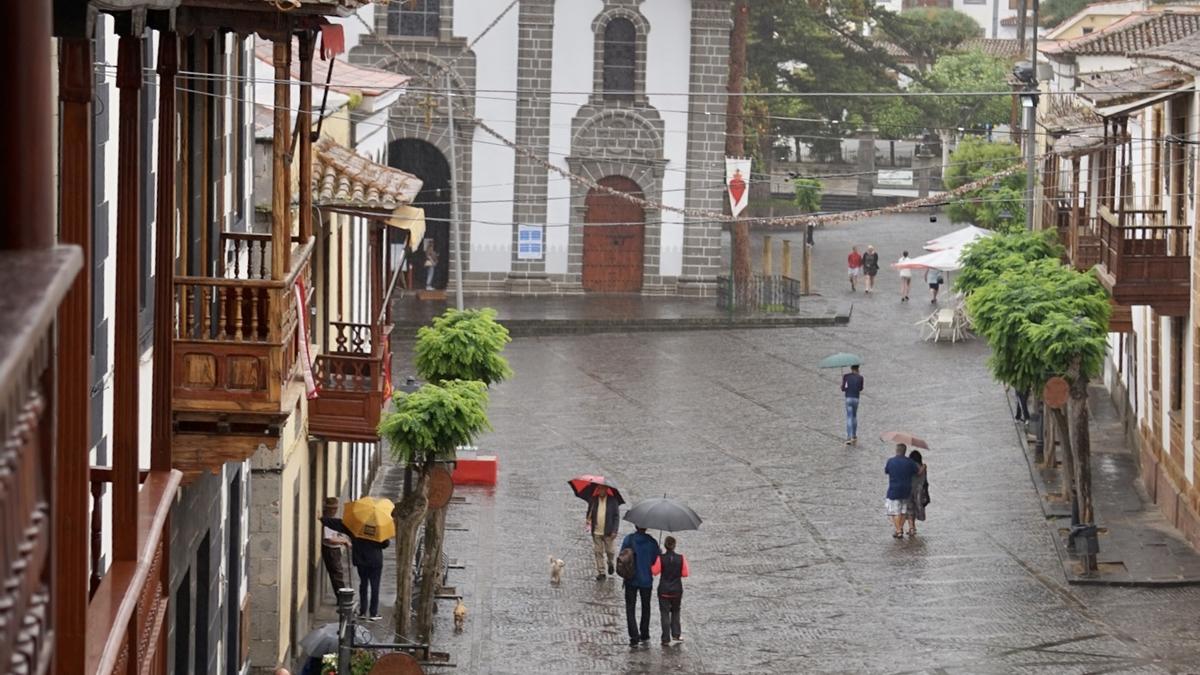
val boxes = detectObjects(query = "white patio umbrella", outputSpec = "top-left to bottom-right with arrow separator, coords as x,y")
924,225 -> 992,251
893,245 -> 965,272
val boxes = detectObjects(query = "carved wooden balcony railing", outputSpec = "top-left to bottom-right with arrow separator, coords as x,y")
0,247 -> 81,675
1096,207 -> 1190,315
85,467 -> 179,675
309,260 -> 398,442
171,238 -> 314,478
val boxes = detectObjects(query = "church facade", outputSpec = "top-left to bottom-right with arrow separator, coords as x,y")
350,0 -> 732,295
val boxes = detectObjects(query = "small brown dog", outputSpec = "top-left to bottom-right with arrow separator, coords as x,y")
453,598 -> 467,632
549,556 -> 565,585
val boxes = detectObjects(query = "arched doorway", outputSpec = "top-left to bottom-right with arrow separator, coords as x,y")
583,176 -> 645,292
389,139 -> 451,289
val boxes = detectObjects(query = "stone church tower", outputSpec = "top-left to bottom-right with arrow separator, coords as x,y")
351,0 -> 732,295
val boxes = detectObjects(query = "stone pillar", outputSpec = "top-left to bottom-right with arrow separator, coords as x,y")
507,0 -> 555,293
762,235 -> 773,276
914,146 -> 937,198
781,239 -> 792,277
857,127 -> 876,203
677,0 -> 732,297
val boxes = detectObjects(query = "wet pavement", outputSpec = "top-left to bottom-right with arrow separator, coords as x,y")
369,212 -> 1200,674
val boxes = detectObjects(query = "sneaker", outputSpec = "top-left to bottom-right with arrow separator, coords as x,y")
630,638 -> 640,647
596,573 -> 606,581
608,563 -> 614,575
674,635 -> 684,642
662,639 -> 671,646
844,439 -> 853,446
369,615 -> 383,621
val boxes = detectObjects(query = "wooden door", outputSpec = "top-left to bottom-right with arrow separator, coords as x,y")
583,176 -> 645,292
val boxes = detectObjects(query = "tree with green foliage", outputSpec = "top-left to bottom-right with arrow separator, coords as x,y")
876,7 -> 981,70
955,229 -> 1063,295
964,256 -> 1110,570
943,137 -> 1027,231
414,308 -> 513,386
793,178 -> 823,212
1039,0 -> 1090,28
380,308 -> 511,639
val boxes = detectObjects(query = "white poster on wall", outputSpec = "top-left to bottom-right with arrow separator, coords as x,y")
517,224 -> 544,260
726,157 -> 752,217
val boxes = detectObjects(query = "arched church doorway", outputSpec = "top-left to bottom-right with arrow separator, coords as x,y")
389,138 -> 451,289
583,176 -> 645,292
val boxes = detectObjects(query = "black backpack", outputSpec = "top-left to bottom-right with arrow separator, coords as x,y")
615,547 -> 636,580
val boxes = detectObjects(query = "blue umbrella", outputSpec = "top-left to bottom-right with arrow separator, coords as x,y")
818,352 -> 862,369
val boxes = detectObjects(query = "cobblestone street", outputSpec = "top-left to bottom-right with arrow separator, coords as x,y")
385,213 -> 1200,674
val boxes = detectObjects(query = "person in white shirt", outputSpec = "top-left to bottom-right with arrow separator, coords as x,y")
896,251 -> 913,302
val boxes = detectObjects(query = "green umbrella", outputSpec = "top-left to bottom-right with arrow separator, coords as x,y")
818,352 -> 863,369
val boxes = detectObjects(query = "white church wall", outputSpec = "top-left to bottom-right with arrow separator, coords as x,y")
643,0 -> 691,278
458,0 -> 519,272
545,0 -> 602,274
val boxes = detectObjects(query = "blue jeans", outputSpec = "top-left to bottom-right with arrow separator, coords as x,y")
845,397 -> 860,439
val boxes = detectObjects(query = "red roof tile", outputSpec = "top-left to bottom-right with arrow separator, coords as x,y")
1042,9 -> 1200,56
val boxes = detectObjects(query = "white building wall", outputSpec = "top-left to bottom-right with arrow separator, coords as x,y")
954,0 -> 1003,39
458,1 -> 518,272
643,0 -> 691,278
545,0 -> 602,274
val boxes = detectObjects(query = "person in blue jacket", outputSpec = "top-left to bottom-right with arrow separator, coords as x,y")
620,526 -> 660,646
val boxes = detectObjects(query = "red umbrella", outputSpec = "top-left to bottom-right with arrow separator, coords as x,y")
567,475 -> 625,504
880,431 -> 930,450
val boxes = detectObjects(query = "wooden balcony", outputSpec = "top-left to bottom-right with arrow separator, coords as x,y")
308,321 -> 391,442
85,467 -> 179,675
171,236 -> 314,479
0,248 -> 80,675
1096,207 -> 1191,316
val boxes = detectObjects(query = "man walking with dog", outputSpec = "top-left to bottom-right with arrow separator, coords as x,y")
586,487 -> 621,580
618,526 -> 660,646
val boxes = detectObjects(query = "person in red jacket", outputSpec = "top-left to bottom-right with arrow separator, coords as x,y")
651,536 -> 690,645
847,246 -> 863,292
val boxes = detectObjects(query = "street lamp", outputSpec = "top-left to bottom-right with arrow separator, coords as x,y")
397,376 -> 421,498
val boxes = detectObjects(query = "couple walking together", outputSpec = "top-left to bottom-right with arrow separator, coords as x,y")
884,445 -> 929,538
587,491 -> 690,646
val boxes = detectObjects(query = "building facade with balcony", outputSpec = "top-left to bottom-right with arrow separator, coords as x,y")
1042,27 -> 1200,549
244,28 -> 415,669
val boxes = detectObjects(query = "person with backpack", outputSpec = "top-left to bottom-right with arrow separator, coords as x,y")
651,535 -> 690,645
618,526 -> 660,646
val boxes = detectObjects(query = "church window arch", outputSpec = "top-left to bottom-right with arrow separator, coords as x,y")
388,0 -> 441,38
602,18 -> 637,101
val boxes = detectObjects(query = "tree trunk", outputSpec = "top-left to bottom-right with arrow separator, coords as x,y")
1049,406 -> 1076,514
727,0 -> 751,307
415,504 -> 448,641
1066,362 -> 1096,565
393,468 -> 430,637
1041,399 -> 1056,469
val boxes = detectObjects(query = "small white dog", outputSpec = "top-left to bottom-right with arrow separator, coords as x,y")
453,598 -> 467,632
549,556 -> 566,585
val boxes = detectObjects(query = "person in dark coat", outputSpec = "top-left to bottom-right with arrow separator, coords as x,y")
651,535 -> 690,645
321,515 -> 390,620
620,527 -> 660,647
585,487 -> 621,580
320,498 -> 351,595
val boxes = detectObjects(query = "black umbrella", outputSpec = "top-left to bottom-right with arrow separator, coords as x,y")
622,497 -> 702,532
300,622 -> 375,657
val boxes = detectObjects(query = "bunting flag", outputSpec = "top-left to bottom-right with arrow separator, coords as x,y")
726,157 -> 752,217
293,279 -> 319,400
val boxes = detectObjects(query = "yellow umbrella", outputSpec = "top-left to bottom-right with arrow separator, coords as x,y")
342,497 -> 396,543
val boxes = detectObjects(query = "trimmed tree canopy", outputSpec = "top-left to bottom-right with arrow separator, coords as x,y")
378,380 -> 491,467
414,308 -> 513,386
944,138 -> 1027,232
966,258 -> 1110,392
955,229 -> 1063,295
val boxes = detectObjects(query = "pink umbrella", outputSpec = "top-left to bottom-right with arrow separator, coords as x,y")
880,431 -> 930,450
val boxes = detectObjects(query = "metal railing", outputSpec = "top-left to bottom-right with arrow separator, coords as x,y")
716,274 -> 806,312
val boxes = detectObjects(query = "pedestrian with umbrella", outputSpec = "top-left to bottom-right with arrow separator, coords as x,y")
322,497 -> 395,620
568,475 -> 625,580
819,353 -> 864,446
624,497 -> 701,647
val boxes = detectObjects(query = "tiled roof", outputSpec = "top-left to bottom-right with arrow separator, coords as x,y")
312,138 -> 423,211
1135,31 -> 1200,69
254,40 -> 409,97
1077,67 -> 1190,107
1041,9 -> 1200,56
1051,126 -> 1108,156
960,38 -> 1023,58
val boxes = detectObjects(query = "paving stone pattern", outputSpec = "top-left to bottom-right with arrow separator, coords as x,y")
372,213 -> 1200,673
